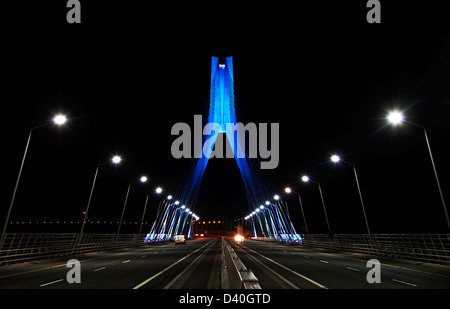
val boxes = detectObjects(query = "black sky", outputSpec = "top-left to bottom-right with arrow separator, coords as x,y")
1,1 -> 450,235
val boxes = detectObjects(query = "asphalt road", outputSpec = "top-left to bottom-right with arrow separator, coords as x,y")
0,238 -> 222,289
228,239 -> 450,289
0,238 -> 449,290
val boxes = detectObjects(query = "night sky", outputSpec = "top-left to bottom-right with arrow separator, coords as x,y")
2,2 -> 449,235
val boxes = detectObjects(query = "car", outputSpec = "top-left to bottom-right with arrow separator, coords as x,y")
174,235 -> 187,245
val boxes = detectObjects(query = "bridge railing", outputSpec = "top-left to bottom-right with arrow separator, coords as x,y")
0,233 -> 147,266
300,234 -> 450,265
251,234 -> 450,265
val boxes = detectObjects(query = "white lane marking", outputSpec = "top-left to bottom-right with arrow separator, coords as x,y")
242,246 -> 327,289
40,279 -> 64,287
123,260 -> 131,264
163,241 -> 215,289
234,243 -> 300,289
304,256 -> 310,259
392,279 -> 418,287
133,241 -> 213,289
94,267 -> 107,272
320,260 -> 329,264
142,255 -> 147,258
346,267 -> 360,272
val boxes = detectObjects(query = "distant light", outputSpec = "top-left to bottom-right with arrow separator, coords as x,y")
167,195 -> 173,200
112,156 -> 122,165
53,115 -> 67,125
140,176 -> 148,183
274,195 -> 280,201
256,209 -> 260,213
219,64 -> 226,69
265,201 -> 270,206
302,176 -> 310,183
181,205 -> 186,209
260,205 -> 264,209
175,201 -> 180,205
235,235 -> 244,243
388,111 -> 405,125
331,155 -> 341,163
156,187 -> 163,194
285,187 -> 292,194
185,208 -> 190,212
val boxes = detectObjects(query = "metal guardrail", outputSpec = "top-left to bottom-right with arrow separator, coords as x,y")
299,234 -> 450,265
221,238 -> 261,289
0,233 -> 147,266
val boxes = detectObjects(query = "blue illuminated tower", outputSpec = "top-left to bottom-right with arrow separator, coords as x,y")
209,57 -> 237,132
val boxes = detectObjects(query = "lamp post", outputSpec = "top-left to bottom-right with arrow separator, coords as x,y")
1,115 -> 68,250
285,187 -> 310,238
302,176 -> 332,233
80,156 -> 122,236
138,187 -> 163,239
388,111 -> 449,231
331,155 -> 372,238
116,176 -> 148,241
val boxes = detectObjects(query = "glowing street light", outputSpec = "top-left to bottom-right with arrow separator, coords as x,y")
331,155 -> 371,238
139,186 -> 163,238
79,155 -> 123,236
387,111 -> 405,125
112,156 -> 122,165
386,111 -> 449,231
285,187 -> 309,237
331,155 -> 341,163
1,115 -> 70,250
117,175 -> 149,240
301,176 -> 331,233
52,114 -> 68,125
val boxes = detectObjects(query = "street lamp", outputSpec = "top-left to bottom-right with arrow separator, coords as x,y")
80,155 -> 122,236
112,156 -> 122,165
1,115 -> 68,250
302,175 -> 331,233
117,175 -> 149,240
387,111 -> 449,231
138,186 -> 163,238
387,111 -> 405,125
331,155 -> 371,238
285,187 -> 309,237
53,114 -> 68,125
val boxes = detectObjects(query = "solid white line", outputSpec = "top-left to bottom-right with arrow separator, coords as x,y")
320,260 -> 329,264
346,267 -> 360,272
123,260 -> 131,264
392,279 -> 418,287
40,279 -> 64,287
234,243 -> 300,289
133,241 -> 213,289
163,241 -> 215,289
94,267 -> 107,272
243,246 -> 327,289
